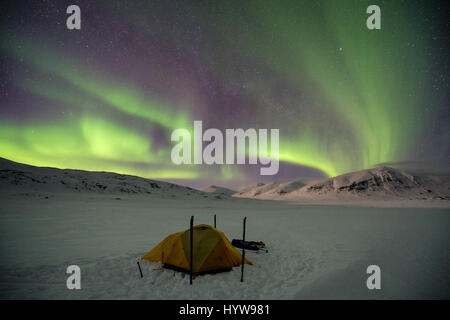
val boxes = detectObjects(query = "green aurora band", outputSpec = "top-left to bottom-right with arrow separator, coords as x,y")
210,0 -> 432,177
0,38 -> 198,179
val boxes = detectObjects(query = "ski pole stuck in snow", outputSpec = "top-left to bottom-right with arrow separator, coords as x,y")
241,217 -> 247,282
137,259 -> 143,278
189,215 -> 194,285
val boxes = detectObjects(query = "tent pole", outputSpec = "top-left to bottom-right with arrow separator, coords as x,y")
240,217 -> 247,282
214,214 -> 216,228
190,215 -> 194,285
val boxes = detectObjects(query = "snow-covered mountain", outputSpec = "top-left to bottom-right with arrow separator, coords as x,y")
0,158 -> 206,198
202,185 -> 236,197
234,166 -> 450,202
234,180 -> 307,198
1,158 -> 448,203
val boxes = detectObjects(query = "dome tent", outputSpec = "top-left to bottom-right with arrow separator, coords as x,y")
142,224 -> 252,274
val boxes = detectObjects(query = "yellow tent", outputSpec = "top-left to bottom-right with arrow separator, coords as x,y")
142,224 -> 252,274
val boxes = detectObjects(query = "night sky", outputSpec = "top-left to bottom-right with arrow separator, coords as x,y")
1,0 -> 448,189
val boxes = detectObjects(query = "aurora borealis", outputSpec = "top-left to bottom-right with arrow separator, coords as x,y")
1,0 -> 448,189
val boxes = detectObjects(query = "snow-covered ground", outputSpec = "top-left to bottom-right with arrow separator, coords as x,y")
1,190 -> 449,299
0,159 -> 449,299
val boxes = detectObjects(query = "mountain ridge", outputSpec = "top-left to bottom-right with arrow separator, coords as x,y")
0,157 -> 205,198
234,166 -> 450,202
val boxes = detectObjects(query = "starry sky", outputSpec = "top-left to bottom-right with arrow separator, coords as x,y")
1,0 -> 448,189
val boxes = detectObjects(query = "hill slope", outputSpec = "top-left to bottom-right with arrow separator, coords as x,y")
234,180 -> 307,198
234,166 -> 450,202
202,185 -> 236,197
0,158 -> 205,198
